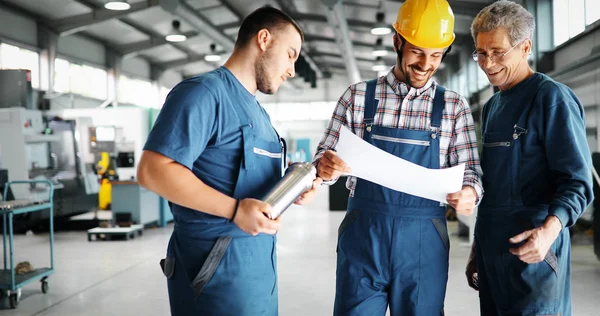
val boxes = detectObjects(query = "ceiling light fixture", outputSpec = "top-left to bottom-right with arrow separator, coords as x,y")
372,38 -> 388,57
104,0 -> 130,11
371,12 -> 391,35
204,44 -> 221,62
165,20 -> 187,43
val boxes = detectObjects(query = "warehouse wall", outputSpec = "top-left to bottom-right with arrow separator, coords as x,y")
58,35 -> 106,67
548,22 -> 600,150
0,5 -> 37,47
122,56 -> 151,80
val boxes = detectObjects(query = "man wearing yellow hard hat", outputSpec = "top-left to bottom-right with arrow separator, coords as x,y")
313,0 -> 483,314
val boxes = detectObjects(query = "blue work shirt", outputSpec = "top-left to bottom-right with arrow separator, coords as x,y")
143,66 -> 279,224
480,72 -> 593,227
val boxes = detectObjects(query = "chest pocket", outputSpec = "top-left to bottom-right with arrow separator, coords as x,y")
253,147 -> 282,159
482,131 -> 513,148
237,124 -> 282,200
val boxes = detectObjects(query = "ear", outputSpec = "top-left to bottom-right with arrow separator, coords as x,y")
522,38 -> 533,56
256,28 -> 272,52
392,33 -> 399,52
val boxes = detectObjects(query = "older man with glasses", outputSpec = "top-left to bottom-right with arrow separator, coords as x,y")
465,1 -> 593,315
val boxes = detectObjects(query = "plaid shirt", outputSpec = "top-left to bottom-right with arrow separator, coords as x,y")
313,69 -> 484,200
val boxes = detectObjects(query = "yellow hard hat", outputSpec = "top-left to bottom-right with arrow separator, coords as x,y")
392,0 -> 455,49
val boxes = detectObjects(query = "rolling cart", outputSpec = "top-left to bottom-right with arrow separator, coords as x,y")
0,180 -> 54,308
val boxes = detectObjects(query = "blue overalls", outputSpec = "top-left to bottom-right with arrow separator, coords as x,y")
334,79 -> 450,316
160,101 -> 283,316
475,79 -> 570,315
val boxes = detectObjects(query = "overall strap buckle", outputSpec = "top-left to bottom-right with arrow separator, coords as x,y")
513,125 -> 528,140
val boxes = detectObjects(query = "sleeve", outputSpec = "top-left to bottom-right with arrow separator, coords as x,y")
312,86 -> 354,163
448,95 -> 484,203
543,87 -> 594,228
143,81 -> 218,170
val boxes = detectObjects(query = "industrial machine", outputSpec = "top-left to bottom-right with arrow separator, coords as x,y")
0,69 -> 33,110
0,108 -> 100,232
96,152 -> 118,210
45,116 -> 100,220
89,126 -> 120,210
0,107 -> 60,200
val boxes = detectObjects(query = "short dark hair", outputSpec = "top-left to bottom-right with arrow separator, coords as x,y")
234,5 -> 304,48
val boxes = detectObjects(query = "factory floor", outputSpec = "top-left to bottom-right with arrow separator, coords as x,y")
0,188 -> 598,316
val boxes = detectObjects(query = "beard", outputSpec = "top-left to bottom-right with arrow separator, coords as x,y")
395,42 -> 416,88
255,49 -> 275,95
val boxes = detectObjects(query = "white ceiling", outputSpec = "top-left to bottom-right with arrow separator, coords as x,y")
84,20 -> 150,45
1,0 -> 495,80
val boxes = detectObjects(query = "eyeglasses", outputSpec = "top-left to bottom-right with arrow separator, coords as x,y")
471,40 -> 525,63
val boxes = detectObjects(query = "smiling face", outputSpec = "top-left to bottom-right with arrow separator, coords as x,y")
393,34 -> 445,89
254,24 -> 302,94
475,27 -> 532,91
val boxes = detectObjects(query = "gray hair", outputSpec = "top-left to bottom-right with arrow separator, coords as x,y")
471,0 -> 535,46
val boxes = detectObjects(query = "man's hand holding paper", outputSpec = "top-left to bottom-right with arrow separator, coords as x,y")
331,126 -> 469,205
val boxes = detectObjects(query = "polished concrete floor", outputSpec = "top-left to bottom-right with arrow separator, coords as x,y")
0,189 -> 599,315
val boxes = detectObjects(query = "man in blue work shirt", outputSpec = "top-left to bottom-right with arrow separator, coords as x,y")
137,6 -> 321,316
466,1 -> 594,315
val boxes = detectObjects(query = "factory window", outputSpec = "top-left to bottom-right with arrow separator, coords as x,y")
586,0 -> 600,26
118,75 -> 157,108
53,58 -> 108,100
553,0 -> 592,46
0,43 -> 40,89
70,63 -> 108,100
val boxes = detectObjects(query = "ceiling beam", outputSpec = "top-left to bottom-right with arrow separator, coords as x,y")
342,1 -> 379,9
304,34 -> 395,53
218,0 -> 244,21
74,0 -> 216,70
322,0 -> 361,83
72,0 -> 196,74
116,17 -> 200,57
118,30 -> 198,56
217,21 -> 240,30
51,0 -> 159,36
273,0 -> 323,78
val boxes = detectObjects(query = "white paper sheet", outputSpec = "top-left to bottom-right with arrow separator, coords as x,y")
335,126 -> 465,203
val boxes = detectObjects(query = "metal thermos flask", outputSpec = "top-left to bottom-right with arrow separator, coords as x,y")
262,162 -> 317,219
